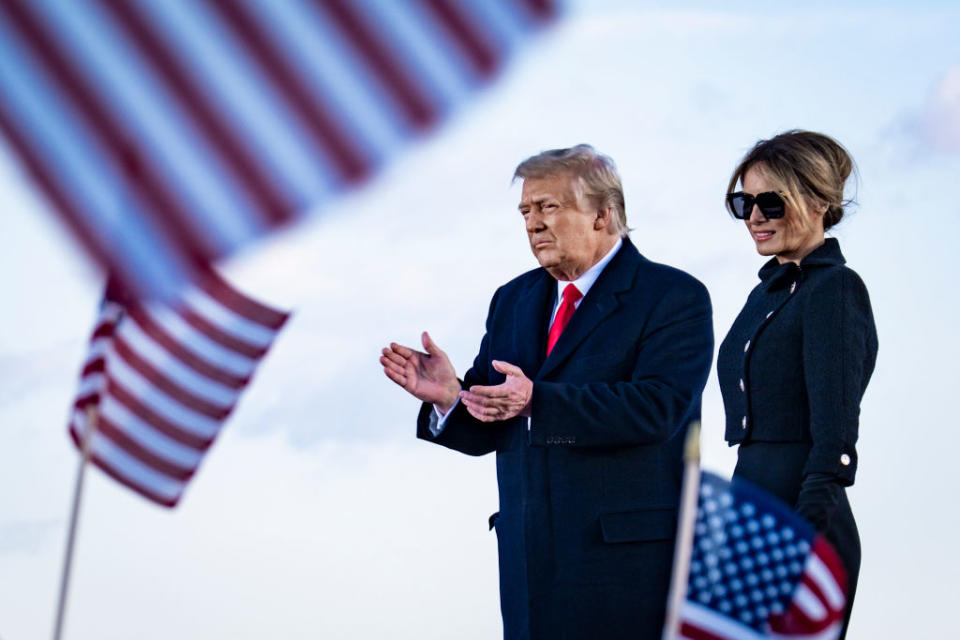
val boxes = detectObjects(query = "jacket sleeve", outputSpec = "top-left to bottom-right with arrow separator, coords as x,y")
416,287 -> 514,456
528,277 -> 714,448
799,268 -> 878,485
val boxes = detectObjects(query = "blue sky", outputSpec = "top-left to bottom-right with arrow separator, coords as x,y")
1,2 -> 959,638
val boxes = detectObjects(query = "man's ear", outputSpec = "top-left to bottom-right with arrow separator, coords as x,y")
594,206 -> 612,230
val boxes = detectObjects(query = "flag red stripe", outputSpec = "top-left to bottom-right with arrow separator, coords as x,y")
314,0 -> 436,129
203,0 -> 371,184
91,320 -> 117,340
422,0 -> 498,78
0,0 -> 217,265
113,338 -> 231,420
678,622 -> 730,640
70,427 -> 181,507
0,101 -> 127,284
520,0 -> 558,21
97,0 -> 296,227
127,306 -> 249,389
196,269 -> 290,330
74,393 -> 99,409
106,378 -> 213,450
81,358 -> 106,377
94,414 -> 196,481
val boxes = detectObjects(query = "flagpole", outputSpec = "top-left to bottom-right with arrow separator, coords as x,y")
52,406 -> 98,640
661,421 -> 702,640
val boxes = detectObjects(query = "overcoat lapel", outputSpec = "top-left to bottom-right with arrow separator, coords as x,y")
536,238 -> 641,379
513,269 -> 556,377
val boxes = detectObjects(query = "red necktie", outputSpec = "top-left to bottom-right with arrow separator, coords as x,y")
546,283 -> 583,355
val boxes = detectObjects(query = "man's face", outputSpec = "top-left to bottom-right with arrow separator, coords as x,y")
518,173 -> 606,281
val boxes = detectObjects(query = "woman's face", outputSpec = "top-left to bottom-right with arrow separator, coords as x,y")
742,165 -> 825,265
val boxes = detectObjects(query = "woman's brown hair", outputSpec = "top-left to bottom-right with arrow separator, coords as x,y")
726,130 -> 856,231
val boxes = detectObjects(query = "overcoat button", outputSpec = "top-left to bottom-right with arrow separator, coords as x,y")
741,416 -> 747,429
739,378 -> 745,392
766,311 -> 773,319
790,282 -> 797,293
744,340 -> 751,352
840,454 -> 851,466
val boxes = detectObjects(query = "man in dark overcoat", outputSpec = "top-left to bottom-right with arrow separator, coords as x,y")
381,145 -> 713,639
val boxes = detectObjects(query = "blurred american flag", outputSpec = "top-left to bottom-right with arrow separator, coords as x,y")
678,472 -> 847,640
69,271 -> 288,507
0,0 -> 558,300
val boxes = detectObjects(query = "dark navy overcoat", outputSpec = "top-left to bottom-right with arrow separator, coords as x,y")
417,237 -> 713,639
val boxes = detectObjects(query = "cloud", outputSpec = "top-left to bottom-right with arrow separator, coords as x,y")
0,519 -> 59,555
903,64 -> 960,152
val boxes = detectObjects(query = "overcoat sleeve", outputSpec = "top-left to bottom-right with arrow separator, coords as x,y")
528,277 -> 713,447
416,287 -> 515,456
799,268 -> 878,485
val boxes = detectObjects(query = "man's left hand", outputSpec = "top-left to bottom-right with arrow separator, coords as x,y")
460,360 -> 533,423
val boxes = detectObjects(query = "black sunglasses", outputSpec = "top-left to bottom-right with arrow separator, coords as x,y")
726,191 -> 786,220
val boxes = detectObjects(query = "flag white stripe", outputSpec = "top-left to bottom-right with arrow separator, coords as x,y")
805,554 -> 845,611
143,305 -> 258,377
32,0 -> 257,254
99,397 -> 205,469
117,320 -> 238,408
792,583 -> 827,621
107,351 -> 221,439
466,0 -> 530,48
72,412 -> 184,503
83,336 -> 112,367
76,373 -> 106,399
0,17 -> 187,297
247,0 -> 400,164
176,289 -> 279,347
134,0 -> 335,205
679,602 -> 766,640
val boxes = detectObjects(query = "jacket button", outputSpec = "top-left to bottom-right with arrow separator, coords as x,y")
789,282 -> 797,293
741,416 -> 747,429
546,436 -> 554,444
766,311 -> 773,319
840,454 -> 851,466
743,339 -> 751,353
739,378 -> 745,392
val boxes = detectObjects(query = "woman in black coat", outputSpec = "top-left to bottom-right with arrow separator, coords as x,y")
717,130 -> 878,638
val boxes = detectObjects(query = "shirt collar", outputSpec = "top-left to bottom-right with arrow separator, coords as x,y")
758,237 -> 846,288
555,237 -> 623,302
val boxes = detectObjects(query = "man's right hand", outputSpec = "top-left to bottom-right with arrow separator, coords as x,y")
381,331 -> 460,414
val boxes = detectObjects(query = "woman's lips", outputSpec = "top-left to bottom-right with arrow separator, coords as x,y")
753,230 -> 775,242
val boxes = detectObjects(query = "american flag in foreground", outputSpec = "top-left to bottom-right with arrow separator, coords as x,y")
677,472 -> 847,640
0,0 -> 557,300
69,271 -> 289,507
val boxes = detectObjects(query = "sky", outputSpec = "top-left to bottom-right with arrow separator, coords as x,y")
2,2 -> 960,638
